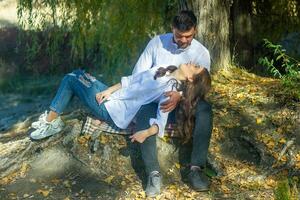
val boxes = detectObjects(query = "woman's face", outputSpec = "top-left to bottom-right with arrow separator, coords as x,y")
180,63 -> 204,82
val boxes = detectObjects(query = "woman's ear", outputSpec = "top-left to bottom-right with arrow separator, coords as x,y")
187,76 -> 193,83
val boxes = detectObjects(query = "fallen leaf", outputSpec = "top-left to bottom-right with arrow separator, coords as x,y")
279,138 -> 286,144
121,181 -> 126,186
104,176 -> 114,184
256,118 -> 263,124
100,135 -> 109,144
36,189 -> 50,197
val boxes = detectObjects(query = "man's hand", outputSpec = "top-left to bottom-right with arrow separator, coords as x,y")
129,130 -> 149,143
160,91 -> 181,112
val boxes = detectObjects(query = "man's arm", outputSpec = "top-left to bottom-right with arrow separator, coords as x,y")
132,36 -> 157,74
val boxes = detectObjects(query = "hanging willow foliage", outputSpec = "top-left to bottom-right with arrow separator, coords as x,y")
17,0 -> 178,82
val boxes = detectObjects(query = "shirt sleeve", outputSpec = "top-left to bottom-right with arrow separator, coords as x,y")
197,49 -> 211,72
132,36 -> 157,74
149,94 -> 170,138
120,76 -> 132,88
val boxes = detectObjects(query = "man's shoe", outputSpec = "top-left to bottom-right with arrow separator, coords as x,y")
188,167 -> 210,191
30,117 -> 64,140
145,171 -> 162,197
31,111 -> 48,129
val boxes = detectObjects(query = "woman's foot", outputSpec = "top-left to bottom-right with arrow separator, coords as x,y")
31,111 -> 48,129
30,114 -> 64,140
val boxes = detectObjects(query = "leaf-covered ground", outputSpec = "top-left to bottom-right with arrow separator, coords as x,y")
0,67 -> 299,199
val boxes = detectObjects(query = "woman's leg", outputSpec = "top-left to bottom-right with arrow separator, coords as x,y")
30,69 -> 113,140
49,69 -> 109,120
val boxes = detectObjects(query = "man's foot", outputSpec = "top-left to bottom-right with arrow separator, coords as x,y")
31,111 -> 48,129
30,117 -> 64,140
145,171 -> 162,197
188,167 -> 210,191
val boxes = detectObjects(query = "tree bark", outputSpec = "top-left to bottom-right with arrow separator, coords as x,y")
230,0 -> 254,68
186,0 -> 232,70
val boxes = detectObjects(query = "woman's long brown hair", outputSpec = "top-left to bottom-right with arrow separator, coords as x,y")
176,68 -> 211,143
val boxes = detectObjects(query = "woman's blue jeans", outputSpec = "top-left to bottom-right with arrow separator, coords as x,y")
49,69 -> 117,128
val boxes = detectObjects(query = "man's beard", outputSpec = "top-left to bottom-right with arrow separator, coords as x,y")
177,42 -> 190,49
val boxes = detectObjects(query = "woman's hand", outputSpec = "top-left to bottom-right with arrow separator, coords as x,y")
129,124 -> 159,143
96,83 -> 122,104
129,130 -> 149,143
96,89 -> 112,104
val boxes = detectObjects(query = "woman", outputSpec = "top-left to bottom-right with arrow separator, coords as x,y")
30,63 -> 211,142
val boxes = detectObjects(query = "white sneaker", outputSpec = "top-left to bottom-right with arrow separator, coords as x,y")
31,111 -> 48,129
30,117 -> 64,140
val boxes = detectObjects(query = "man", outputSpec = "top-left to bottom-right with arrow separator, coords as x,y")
132,10 -> 213,197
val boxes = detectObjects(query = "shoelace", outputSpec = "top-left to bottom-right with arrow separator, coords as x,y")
149,173 -> 160,186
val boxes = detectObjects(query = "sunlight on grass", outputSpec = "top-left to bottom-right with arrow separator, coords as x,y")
0,0 -> 18,28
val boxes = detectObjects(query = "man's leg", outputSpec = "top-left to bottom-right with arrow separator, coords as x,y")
188,100 -> 213,191
135,103 -> 161,197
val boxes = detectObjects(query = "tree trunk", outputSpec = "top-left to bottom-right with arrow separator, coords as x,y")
186,0 -> 232,70
230,0 -> 254,68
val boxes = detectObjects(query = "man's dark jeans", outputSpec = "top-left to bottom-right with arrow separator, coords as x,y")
135,100 -> 213,175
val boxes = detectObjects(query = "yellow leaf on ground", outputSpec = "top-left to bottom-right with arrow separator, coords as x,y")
36,189 -> 50,197
295,154 -> 300,169
296,153 -> 300,161
264,178 -> 276,189
221,184 -> 230,193
175,163 -> 180,169
139,191 -> 146,198
104,176 -> 114,184
121,181 -> 126,186
256,118 -> 263,124
279,138 -> 286,144
236,93 -> 245,99
100,135 -> 109,144
280,155 -> 287,162
63,180 -> 71,188
266,140 -> 275,149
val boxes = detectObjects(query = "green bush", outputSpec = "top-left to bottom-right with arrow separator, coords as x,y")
258,39 -> 300,100
17,0 -> 178,83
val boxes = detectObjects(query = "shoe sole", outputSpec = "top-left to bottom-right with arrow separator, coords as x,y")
29,128 -> 63,141
191,186 -> 209,192
146,192 -> 161,198
183,178 -> 209,192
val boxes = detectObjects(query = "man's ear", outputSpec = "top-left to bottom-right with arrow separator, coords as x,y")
171,25 -> 175,33
193,26 -> 197,35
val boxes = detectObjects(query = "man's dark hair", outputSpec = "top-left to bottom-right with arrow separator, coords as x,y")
172,10 -> 197,31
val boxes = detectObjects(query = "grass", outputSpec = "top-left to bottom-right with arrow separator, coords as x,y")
0,74 -> 61,95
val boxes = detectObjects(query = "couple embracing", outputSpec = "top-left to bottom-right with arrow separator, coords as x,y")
29,10 -> 213,197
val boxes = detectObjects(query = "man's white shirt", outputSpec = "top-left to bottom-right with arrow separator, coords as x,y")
132,33 -> 211,74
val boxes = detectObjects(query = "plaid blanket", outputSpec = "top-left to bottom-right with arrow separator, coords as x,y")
81,116 -> 178,137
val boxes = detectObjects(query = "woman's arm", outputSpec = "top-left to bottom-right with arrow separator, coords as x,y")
96,83 -> 121,104
129,124 -> 158,143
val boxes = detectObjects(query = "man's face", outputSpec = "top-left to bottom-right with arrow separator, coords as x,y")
172,27 -> 196,49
